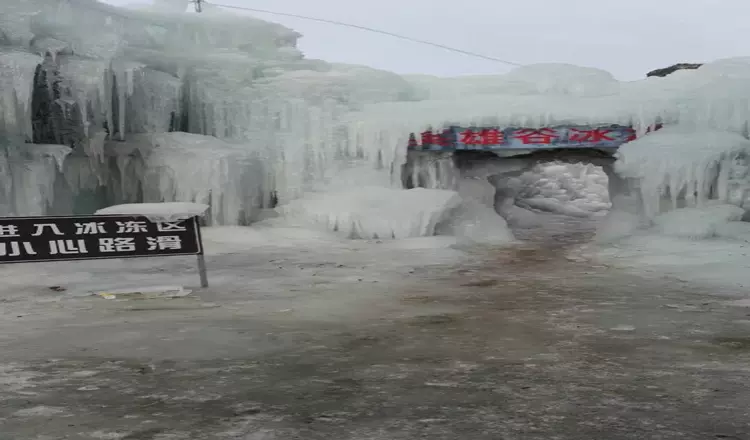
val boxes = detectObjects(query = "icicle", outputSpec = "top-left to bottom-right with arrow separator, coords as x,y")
104,68 -> 114,141
0,51 -> 42,140
116,67 -> 126,141
716,155 -> 732,202
116,154 -> 131,201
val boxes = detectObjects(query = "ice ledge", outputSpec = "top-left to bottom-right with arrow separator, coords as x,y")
278,187 -> 462,240
95,202 -> 209,223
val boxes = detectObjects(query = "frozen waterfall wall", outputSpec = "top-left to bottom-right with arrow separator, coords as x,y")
0,0 -> 418,224
5,2 -> 750,233
615,128 -> 750,219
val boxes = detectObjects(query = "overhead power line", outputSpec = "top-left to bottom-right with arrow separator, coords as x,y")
201,1 -> 523,67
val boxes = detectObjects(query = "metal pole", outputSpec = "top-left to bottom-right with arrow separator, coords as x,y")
197,254 -> 209,288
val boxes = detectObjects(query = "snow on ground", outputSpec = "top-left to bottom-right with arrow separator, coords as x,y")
588,234 -> 750,294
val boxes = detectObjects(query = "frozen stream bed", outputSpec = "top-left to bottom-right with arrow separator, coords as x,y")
2,223 -> 750,440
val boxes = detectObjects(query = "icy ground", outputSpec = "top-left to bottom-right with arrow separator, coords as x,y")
585,204 -> 750,293
2,220 -> 750,439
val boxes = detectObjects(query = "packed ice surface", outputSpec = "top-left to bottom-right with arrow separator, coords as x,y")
588,203 -> 750,292
615,127 -> 750,218
0,223 -> 466,307
95,202 -> 208,222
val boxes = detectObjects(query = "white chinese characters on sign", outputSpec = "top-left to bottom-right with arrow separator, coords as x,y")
49,239 -> 87,255
32,223 -> 64,236
0,242 -> 36,257
0,225 -> 20,237
98,237 -> 136,252
75,221 -> 106,235
0,217 -> 197,262
116,221 -> 148,234
156,221 -> 186,232
146,236 -> 182,251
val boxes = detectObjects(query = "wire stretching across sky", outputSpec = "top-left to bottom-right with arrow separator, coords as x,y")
201,1 -> 523,67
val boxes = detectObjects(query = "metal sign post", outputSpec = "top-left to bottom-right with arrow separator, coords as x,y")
0,214 -> 209,289
197,254 -> 209,288
193,220 -> 208,288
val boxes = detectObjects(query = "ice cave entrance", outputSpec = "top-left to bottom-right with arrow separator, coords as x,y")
404,124 -> 655,231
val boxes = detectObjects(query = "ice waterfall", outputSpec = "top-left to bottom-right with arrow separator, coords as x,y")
0,0 -> 419,230
3,0 -> 750,240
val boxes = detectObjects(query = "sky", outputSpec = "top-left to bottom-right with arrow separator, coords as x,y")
102,0 -> 750,80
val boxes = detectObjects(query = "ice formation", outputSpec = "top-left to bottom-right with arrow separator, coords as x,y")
2,0 -> 750,242
515,162 -> 610,217
651,203 -> 746,240
0,0 -> 419,228
95,202 -> 208,222
279,186 -> 461,240
358,60 -> 750,140
615,128 -> 750,218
